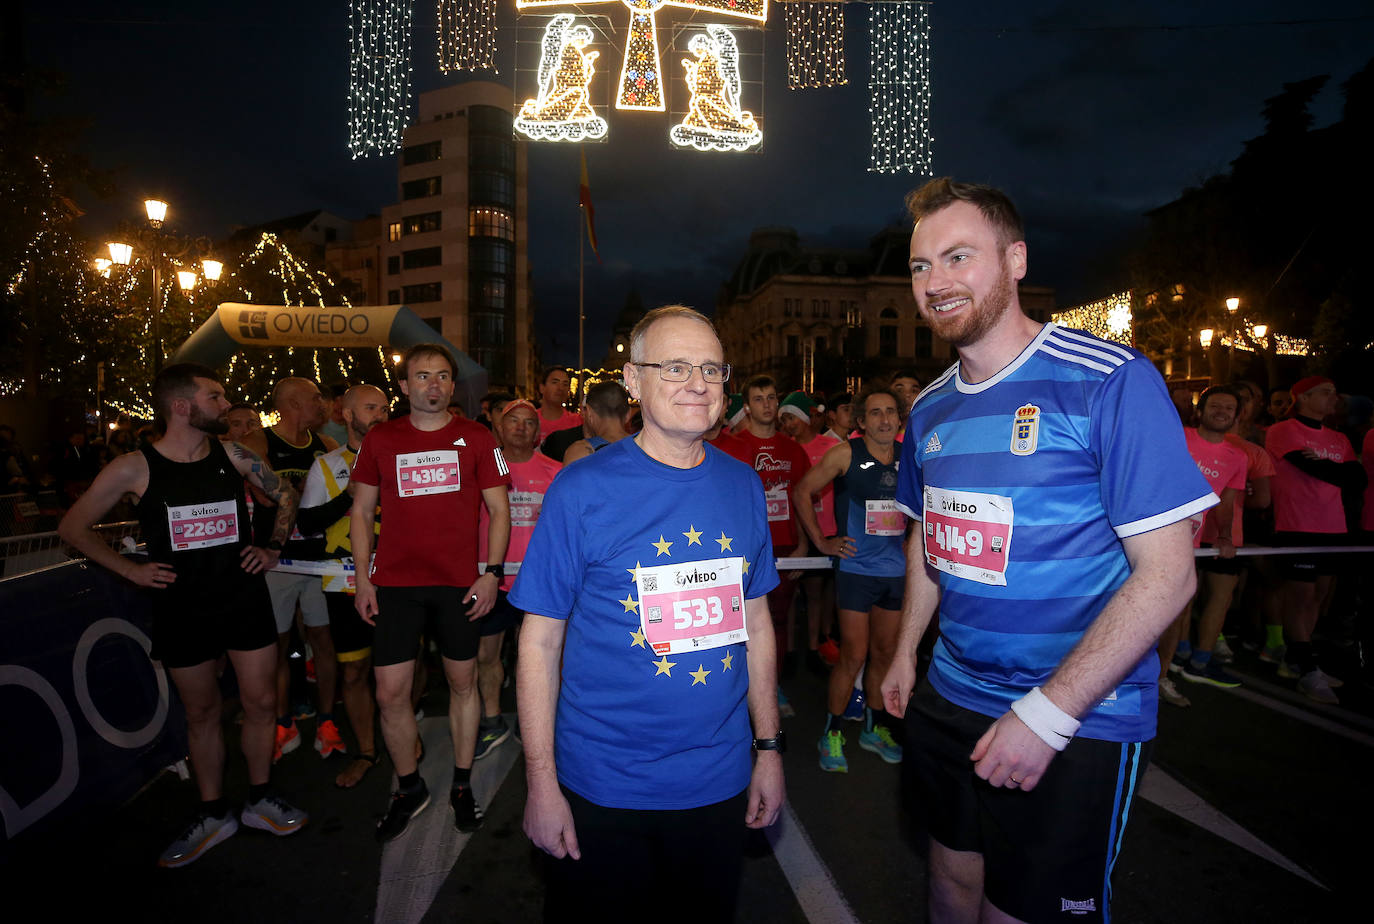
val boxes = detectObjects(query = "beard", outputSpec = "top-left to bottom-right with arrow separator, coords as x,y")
926,266 -> 1016,349
190,405 -> 229,435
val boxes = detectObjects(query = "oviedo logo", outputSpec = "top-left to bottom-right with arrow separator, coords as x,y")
674,567 -> 719,587
235,308 -> 374,341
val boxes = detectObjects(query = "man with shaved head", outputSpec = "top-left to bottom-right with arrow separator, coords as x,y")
240,376 -> 341,762
297,384 -> 390,786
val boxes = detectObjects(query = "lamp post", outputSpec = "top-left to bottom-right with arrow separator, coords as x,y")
104,198 -> 220,376
1224,296 -> 1240,378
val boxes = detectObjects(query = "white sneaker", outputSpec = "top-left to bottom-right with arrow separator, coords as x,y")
1317,667 -> 1345,689
1298,670 -> 1340,705
1213,635 -> 1235,664
1159,678 -> 1191,708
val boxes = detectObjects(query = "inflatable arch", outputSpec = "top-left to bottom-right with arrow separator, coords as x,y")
171,303 -> 488,413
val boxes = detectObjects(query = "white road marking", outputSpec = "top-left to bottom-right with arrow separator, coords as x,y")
765,802 -> 861,924
1220,672 -> 1374,747
1139,763 -> 1326,890
375,715 -> 521,923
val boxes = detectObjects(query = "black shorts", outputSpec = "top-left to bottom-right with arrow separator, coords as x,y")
325,589 -> 374,663
479,590 -> 523,637
904,681 -> 1151,923
835,570 -> 904,612
372,585 -> 481,666
1196,544 -> 1243,576
1271,531 -> 1347,581
150,577 -> 278,669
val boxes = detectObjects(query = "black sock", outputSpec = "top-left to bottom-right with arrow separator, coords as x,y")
452,767 -> 472,789
317,711 -> 333,723
247,782 -> 270,803
202,797 -> 229,819
398,771 -> 422,792
480,714 -> 505,730
1289,641 -> 1314,673
823,713 -> 843,734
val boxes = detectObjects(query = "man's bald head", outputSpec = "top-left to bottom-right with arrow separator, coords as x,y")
342,384 -> 389,445
271,377 -> 327,429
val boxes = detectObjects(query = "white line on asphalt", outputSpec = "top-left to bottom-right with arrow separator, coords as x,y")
765,802 -> 861,924
375,714 -> 522,924
1139,763 -> 1326,890
1221,674 -> 1374,748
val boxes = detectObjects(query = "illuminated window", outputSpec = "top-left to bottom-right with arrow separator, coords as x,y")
402,140 -> 442,165
402,176 -> 441,200
387,222 -> 401,242
403,212 -> 442,235
468,207 -> 514,241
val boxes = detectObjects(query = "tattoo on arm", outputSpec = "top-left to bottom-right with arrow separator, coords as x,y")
230,441 -> 294,545
271,485 -> 299,548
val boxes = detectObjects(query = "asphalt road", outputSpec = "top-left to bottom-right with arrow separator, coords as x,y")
4,639 -> 1370,923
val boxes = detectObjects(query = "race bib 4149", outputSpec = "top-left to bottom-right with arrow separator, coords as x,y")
922,486 -> 1013,586
396,450 -> 461,498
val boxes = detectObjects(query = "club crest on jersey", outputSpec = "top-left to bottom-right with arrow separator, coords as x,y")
1010,404 -> 1040,456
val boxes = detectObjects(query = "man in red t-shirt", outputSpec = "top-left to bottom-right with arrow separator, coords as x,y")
1162,386 -> 1248,699
1264,376 -> 1367,703
350,344 -> 511,840
722,376 -> 810,713
475,399 -> 562,759
536,366 -> 582,446
780,390 -> 840,673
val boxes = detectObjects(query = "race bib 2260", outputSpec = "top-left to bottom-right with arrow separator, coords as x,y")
167,500 -> 239,551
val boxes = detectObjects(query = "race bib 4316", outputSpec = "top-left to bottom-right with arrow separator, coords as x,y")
922,486 -> 1013,586
396,450 -> 461,498
636,557 -> 748,655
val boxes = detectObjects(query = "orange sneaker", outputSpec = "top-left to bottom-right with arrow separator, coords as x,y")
273,721 -> 300,763
315,718 -> 346,759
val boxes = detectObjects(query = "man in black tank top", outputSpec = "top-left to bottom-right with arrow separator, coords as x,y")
59,363 -> 308,868
239,377 -> 342,762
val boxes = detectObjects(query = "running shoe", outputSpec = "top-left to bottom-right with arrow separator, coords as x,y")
314,718 -> 346,759
157,812 -> 238,868
1158,678 -> 1191,708
1213,635 -> 1235,664
777,687 -> 795,719
451,785 -> 484,833
842,687 -> 865,721
273,721 -> 301,763
817,637 -> 840,667
1276,661 -> 1301,680
859,726 -> 903,764
1168,652 -> 1188,675
1317,667 -> 1345,689
473,720 -> 511,761
1297,670 -> 1339,705
1180,660 -> 1241,689
376,782 -> 430,843
292,701 -> 317,721
241,793 -> 308,836
818,730 -> 848,772
1259,644 -> 1287,665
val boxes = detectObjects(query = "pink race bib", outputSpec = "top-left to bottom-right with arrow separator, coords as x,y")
636,557 -> 749,655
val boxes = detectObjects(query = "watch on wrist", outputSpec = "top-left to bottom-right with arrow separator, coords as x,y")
484,563 -> 505,581
752,731 -> 787,754
266,540 -> 283,552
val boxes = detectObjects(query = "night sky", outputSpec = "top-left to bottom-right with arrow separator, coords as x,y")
22,1 -> 1374,366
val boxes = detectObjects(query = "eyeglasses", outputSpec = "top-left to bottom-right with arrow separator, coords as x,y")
631,361 -> 731,384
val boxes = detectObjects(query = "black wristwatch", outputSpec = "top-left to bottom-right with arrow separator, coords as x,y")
752,732 -> 787,754
484,563 -> 505,581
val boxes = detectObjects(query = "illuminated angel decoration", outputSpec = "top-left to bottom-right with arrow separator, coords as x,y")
669,25 -> 761,152
514,14 -> 609,141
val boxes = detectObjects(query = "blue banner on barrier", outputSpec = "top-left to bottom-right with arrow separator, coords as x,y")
0,559 -> 186,843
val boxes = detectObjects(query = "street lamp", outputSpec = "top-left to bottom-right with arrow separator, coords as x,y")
144,198 -> 168,228
177,270 -> 198,292
1225,297 -> 1240,314
1199,328 -> 1214,349
1252,324 -> 1268,339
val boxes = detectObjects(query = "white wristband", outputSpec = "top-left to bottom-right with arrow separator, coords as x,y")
1009,687 -> 1081,752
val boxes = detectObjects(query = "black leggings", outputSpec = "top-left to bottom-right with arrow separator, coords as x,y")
543,786 -> 748,923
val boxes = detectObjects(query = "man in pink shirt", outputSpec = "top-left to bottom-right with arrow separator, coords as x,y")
477,399 -> 562,758
1265,376 -> 1368,704
536,367 -> 583,446
780,391 -> 841,674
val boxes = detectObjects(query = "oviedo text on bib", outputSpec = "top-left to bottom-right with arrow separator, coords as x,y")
635,557 -> 748,656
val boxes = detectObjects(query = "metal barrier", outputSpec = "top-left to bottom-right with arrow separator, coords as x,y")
0,522 -> 141,580
0,490 -> 64,537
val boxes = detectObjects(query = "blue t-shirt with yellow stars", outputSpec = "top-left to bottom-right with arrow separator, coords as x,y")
509,436 -> 780,810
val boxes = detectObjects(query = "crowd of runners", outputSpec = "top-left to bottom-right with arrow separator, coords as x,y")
45,178 -> 1373,924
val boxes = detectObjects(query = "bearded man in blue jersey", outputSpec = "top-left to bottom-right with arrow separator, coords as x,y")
881,178 -> 1217,924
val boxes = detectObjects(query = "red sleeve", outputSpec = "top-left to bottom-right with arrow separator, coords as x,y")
352,428 -> 381,486
473,427 -> 512,490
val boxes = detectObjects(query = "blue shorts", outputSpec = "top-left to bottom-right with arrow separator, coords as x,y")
835,570 -> 904,612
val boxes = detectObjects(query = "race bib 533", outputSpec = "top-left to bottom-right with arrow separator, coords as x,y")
636,557 -> 748,655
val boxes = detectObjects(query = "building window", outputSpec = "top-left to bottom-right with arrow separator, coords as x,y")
402,176 -> 441,200
388,222 -> 401,242
822,300 -> 830,317
812,299 -> 820,317
403,246 -> 442,270
915,328 -> 932,357
470,170 -> 514,208
787,335 -> 799,356
422,315 -> 443,336
469,135 -> 515,172
402,282 -> 442,303
469,207 -> 514,241
470,239 -> 513,275
470,311 -> 505,346
403,212 -> 442,235
471,277 -> 507,311
879,325 -> 897,358
402,140 -> 442,165
815,337 -> 827,354
386,255 -> 400,275
324,227 -> 337,243
387,289 -> 401,304
469,105 -> 512,135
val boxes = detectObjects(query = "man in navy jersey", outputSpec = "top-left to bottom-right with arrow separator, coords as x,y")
881,179 -> 1215,923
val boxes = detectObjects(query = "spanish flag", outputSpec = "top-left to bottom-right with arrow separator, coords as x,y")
579,148 -> 600,263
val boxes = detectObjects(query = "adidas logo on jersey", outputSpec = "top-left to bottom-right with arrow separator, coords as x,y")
453,438 -> 467,447
924,433 -> 943,455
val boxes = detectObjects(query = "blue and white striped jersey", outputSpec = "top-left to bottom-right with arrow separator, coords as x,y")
896,323 -> 1216,742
